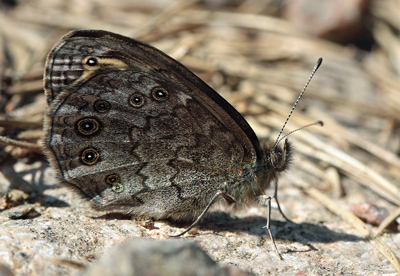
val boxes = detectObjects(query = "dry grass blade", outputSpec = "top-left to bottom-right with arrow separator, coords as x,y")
308,108 -> 400,169
0,135 -> 42,153
289,176 -> 400,273
296,140 -> 400,206
255,107 -> 400,205
0,119 -> 42,129
5,79 -> 43,95
133,0 -> 200,39
376,207 -> 400,236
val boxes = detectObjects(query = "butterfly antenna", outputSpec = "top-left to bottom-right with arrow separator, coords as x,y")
273,58 -> 323,152
275,120 -> 324,146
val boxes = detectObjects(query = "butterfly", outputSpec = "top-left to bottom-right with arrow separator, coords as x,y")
43,29 -> 322,257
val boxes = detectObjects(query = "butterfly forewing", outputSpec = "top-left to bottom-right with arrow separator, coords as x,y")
43,30 -> 264,219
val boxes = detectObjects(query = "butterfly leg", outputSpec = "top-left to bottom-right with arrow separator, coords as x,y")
170,190 -> 234,237
262,195 -> 284,260
273,179 -> 294,223
260,179 -> 295,259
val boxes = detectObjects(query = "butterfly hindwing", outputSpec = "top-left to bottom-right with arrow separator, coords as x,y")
43,30 -> 263,219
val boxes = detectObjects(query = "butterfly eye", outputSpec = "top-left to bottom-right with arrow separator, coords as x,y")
86,57 -> 98,66
94,100 -> 111,113
129,94 -> 145,108
76,118 -> 101,136
81,148 -> 100,165
152,88 -> 168,101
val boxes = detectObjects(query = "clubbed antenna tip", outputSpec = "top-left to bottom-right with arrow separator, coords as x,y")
273,58 -> 323,152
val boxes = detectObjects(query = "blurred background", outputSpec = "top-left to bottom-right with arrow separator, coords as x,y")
1,0 -> 400,275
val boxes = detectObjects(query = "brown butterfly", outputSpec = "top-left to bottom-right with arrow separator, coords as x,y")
43,29 -> 322,257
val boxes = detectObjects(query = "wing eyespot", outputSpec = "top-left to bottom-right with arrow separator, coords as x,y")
94,100 -> 111,113
106,174 -> 124,193
129,94 -> 145,108
81,148 -> 100,165
76,117 -> 101,136
86,57 -> 98,66
152,87 -> 168,101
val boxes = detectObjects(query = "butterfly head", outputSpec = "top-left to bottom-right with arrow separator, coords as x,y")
251,139 -> 292,192
263,139 -> 292,173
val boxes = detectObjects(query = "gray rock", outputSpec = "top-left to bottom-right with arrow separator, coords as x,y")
84,239 -> 254,276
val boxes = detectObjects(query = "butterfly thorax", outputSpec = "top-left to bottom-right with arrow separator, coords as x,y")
221,139 -> 292,209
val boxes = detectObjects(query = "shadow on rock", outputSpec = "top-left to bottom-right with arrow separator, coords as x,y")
170,211 -> 362,244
